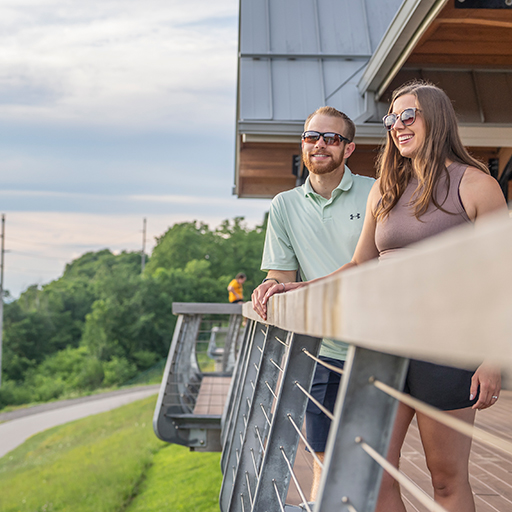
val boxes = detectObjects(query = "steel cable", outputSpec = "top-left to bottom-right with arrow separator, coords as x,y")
371,377 -> 512,457
272,479 -> 286,512
302,349 -> 344,375
295,381 -> 334,420
280,446 -> 313,512
356,437 -> 449,512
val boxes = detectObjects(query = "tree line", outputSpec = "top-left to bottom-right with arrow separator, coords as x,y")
0,217 -> 267,409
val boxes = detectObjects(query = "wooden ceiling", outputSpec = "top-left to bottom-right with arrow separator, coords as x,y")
407,1 -> 512,68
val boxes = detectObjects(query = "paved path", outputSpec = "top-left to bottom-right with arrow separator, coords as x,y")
0,385 -> 159,458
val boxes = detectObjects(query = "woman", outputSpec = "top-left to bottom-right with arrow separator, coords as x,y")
260,81 -> 508,511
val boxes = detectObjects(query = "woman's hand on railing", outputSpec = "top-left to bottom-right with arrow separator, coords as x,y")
470,362 -> 501,410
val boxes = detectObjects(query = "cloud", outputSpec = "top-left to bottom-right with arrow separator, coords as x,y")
0,1 -> 274,299
0,188 -> 270,215
0,0 -> 239,131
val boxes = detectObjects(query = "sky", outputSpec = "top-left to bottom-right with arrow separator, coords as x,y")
0,0 -> 270,298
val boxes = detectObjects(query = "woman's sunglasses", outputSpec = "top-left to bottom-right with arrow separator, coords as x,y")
301,131 -> 351,146
382,107 -> 421,131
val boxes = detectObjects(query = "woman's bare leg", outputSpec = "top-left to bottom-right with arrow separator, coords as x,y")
416,408 -> 476,512
375,402 -> 416,512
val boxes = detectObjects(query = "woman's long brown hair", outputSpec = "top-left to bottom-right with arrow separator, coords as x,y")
375,81 -> 489,221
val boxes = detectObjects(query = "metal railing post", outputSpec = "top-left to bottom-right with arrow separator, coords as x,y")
221,319 -> 255,449
153,314 -> 201,441
222,314 -> 244,372
221,320 -> 259,472
220,324 -> 291,511
249,333 -> 322,512
316,345 -> 409,512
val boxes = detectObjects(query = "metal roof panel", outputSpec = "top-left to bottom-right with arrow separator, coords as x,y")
268,0 -> 320,54
271,59 -> 325,120
238,0 -> 404,127
239,59 -> 273,120
240,0 -> 400,57
240,0 -> 269,54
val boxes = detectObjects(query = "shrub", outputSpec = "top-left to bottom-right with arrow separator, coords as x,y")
0,380 -> 32,408
103,357 -> 137,387
74,357 -> 105,390
132,350 -> 159,371
31,375 -> 67,402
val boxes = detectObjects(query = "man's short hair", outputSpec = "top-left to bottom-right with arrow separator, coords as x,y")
304,106 -> 355,142
236,273 -> 246,280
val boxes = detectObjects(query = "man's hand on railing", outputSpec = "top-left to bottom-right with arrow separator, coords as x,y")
251,271 -> 297,320
470,362 -> 501,410
252,281 -> 306,320
252,281 -> 277,320
252,280 -> 306,320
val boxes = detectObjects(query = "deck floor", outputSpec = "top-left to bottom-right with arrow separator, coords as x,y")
197,377 -> 512,510
193,376 -> 232,415
287,390 -> 512,510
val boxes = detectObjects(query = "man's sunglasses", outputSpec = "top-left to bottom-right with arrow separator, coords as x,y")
301,131 -> 351,146
382,107 -> 421,131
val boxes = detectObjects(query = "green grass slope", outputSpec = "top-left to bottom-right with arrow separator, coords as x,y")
127,445 -> 222,512
0,396 -> 222,512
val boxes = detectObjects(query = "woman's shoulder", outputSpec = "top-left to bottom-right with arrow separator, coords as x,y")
459,166 -> 507,221
461,165 -> 496,188
367,178 -> 382,209
369,178 -> 381,195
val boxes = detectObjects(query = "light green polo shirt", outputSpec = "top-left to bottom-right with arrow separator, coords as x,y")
261,167 -> 374,360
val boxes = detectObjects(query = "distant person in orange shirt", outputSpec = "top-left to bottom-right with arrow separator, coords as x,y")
227,273 -> 246,303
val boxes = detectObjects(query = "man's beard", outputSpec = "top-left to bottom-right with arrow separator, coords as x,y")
302,150 -> 344,175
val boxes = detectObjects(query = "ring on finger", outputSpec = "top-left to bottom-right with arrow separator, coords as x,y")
492,395 -> 498,399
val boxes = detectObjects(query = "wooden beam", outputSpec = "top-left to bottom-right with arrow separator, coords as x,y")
413,41 -> 512,56
406,54 -> 512,67
436,18 -> 512,30
173,303 -> 243,315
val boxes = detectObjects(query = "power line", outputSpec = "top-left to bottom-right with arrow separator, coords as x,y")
9,251 -> 68,261
0,214 -> 5,388
8,266 -> 62,275
7,233 -> 142,249
141,218 -> 147,273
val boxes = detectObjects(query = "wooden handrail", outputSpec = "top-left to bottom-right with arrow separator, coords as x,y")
244,212 -> 512,373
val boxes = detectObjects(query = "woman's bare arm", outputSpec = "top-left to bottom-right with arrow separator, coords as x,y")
260,181 -> 382,308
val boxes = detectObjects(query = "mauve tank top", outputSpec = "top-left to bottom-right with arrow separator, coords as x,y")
375,161 -> 471,260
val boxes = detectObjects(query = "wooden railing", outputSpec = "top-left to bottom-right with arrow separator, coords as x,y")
220,212 -> 512,512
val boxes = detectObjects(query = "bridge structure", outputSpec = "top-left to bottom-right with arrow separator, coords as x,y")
154,212 -> 512,512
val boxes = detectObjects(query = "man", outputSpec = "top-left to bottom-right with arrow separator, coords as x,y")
228,272 -> 246,303
251,106 -> 374,500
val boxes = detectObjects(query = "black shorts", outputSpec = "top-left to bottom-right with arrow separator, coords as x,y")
306,357 -> 345,453
404,359 -> 478,410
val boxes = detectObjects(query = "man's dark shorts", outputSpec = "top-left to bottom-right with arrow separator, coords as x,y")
306,356 -> 345,453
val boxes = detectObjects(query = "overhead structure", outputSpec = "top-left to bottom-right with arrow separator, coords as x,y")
234,0 -> 512,200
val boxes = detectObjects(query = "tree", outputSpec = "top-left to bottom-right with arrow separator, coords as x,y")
1,215 -> 269,407
145,222 -> 215,273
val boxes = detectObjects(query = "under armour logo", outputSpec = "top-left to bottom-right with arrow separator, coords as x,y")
350,213 -> 361,220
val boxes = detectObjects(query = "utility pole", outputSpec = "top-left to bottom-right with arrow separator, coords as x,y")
141,217 -> 147,273
0,214 -> 5,388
